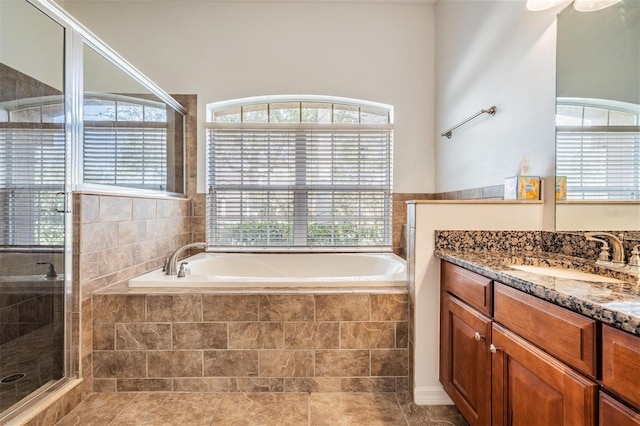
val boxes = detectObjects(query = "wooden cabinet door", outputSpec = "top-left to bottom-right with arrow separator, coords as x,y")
491,324 -> 597,426
602,325 -> 640,408
440,292 -> 492,426
600,392 -> 640,425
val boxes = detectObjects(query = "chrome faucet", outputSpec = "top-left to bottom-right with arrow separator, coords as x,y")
584,232 -> 626,264
165,242 -> 206,276
37,262 -> 58,279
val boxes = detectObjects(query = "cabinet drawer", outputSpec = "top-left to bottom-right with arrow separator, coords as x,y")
494,283 -> 596,377
600,392 -> 640,425
602,325 -> 640,408
441,261 -> 492,316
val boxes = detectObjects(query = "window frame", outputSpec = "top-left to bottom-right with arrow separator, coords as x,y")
206,96 -> 394,252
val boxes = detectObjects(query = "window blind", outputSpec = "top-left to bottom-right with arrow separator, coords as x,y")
207,126 -> 392,249
0,126 -> 65,246
556,129 -> 640,200
83,124 -> 167,190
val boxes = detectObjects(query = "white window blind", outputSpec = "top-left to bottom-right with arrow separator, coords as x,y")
556,130 -> 640,200
207,125 -> 392,249
0,126 -> 65,246
83,124 -> 167,190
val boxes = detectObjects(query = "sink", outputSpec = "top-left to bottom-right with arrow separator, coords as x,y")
507,264 -> 624,283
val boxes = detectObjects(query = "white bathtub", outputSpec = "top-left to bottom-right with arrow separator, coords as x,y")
129,252 -> 407,288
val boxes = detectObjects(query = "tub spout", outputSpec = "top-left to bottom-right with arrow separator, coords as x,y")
165,242 -> 206,276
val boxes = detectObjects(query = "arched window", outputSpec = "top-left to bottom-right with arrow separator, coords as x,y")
206,96 -> 393,250
556,98 -> 640,200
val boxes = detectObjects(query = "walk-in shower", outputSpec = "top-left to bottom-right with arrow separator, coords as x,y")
0,0 -> 186,421
0,0 -> 67,415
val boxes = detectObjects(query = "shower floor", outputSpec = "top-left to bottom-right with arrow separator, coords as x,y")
0,324 -> 63,413
54,392 -> 468,425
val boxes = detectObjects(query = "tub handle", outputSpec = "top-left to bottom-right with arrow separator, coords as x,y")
177,262 -> 189,278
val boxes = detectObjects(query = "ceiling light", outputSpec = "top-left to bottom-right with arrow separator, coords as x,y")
526,0 -> 570,11
525,0 -> 620,12
573,0 -> 621,12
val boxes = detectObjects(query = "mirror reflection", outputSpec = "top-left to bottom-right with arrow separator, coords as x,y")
82,44 -> 185,193
555,0 -> 640,230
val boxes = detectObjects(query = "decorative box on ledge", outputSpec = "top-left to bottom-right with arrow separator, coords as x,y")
504,176 -> 541,200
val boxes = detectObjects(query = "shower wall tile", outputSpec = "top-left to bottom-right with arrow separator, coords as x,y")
315,350 -> 370,377
98,197 -> 132,223
259,350 -> 314,377
228,322 -> 284,349
173,378 -> 229,393
115,323 -> 172,350
340,322 -> 396,349
147,351 -> 202,377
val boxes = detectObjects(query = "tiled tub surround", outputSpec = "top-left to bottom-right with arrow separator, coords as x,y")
91,290 -> 409,393
435,231 -> 640,336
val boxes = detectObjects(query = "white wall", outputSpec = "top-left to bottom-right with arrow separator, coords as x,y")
411,201 -> 545,404
434,0 -> 558,201
61,0 -> 436,194
0,0 -> 64,91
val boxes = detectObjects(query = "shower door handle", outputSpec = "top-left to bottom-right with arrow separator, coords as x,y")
55,192 -> 69,213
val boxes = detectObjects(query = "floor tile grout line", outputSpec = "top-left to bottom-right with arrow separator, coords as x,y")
394,392 -> 411,426
107,392 -> 140,426
207,392 -> 226,426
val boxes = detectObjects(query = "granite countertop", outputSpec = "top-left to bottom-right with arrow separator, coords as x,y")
435,249 -> 640,336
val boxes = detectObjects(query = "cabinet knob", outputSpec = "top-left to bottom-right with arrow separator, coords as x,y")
474,332 -> 485,341
489,344 -> 498,354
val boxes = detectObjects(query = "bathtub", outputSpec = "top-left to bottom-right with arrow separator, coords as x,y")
129,252 -> 407,288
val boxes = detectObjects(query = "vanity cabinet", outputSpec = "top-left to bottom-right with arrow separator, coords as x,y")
440,261 -> 600,425
492,323 -> 597,425
601,325 -> 640,421
599,392 -> 640,425
440,292 -> 492,425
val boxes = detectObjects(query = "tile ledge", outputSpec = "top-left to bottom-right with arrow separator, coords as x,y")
406,200 -> 542,205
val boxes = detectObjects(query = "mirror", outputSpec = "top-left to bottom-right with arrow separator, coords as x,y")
555,0 -> 640,230
82,43 -> 185,193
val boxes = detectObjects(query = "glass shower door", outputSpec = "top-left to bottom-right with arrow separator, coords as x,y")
0,0 -> 67,414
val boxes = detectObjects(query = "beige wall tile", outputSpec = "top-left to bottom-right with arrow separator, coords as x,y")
132,198 -> 157,220
315,350 -> 369,377
117,221 -> 147,246
117,379 -> 172,392
93,379 -> 116,393
173,378 -> 229,393
340,322 -> 395,349
202,295 -> 259,322
371,294 -> 408,321
315,295 -> 370,321
99,196 -> 132,222
259,295 -> 315,321
80,195 -> 100,224
371,349 -> 408,376
396,322 -> 409,349
229,323 -> 283,349
259,350 -> 313,377
92,295 -> 145,323
146,295 -> 203,322
283,322 -> 339,349
115,323 -> 172,350
283,378 -> 341,393
229,378 -> 284,392
93,351 -> 146,378
81,222 -> 117,252
172,323 -> 227,349
341,377 -> 397,392
203,350 -> 258,377
93,323 -> 115,351
147,350 -> 203,377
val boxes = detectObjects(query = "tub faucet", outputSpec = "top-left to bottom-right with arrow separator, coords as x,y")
165,242 -> 206,275
584,232 -> 625,264
37,262 -> 58,279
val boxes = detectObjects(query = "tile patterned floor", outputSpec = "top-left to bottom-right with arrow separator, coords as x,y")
55,392 -> 469,425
